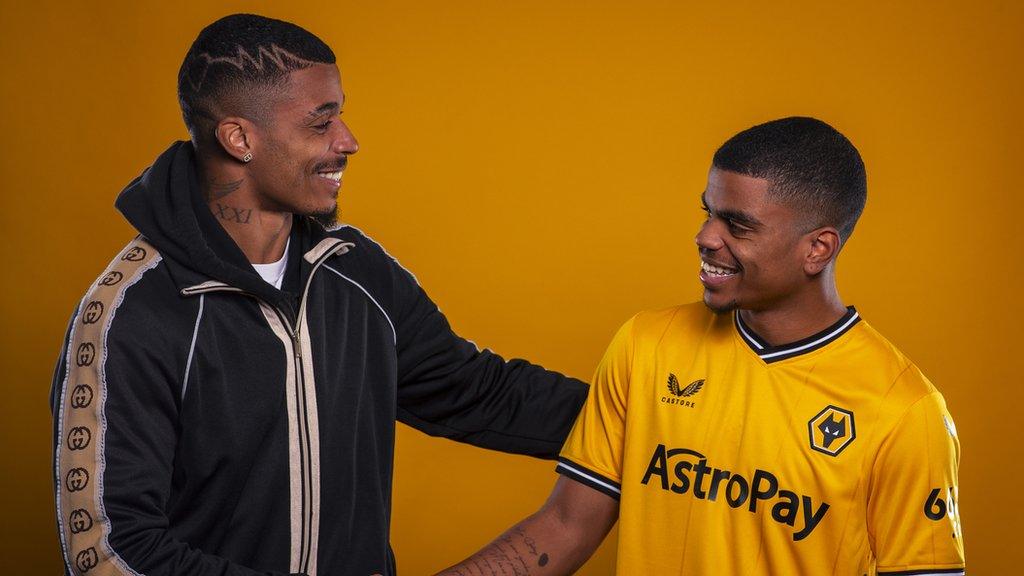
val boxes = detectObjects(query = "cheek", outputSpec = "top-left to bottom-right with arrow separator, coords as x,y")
758,244 -> 806,285
734,242 -> 798,282
729,243 -> 759,273
265,134 -> 312,173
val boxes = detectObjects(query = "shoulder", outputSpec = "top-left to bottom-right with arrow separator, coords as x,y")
845,319 -> 942,405
845,320 -> 955,433
627,301 -> 719,346
77,237 -> 169,312
887,365 -> 950,430
325,224 -> 419,281
74,237 -> 193,340
65,238 -> 197,378
328,224 -> 402,263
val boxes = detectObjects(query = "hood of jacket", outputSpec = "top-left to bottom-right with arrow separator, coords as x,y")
114,140 -> 323,309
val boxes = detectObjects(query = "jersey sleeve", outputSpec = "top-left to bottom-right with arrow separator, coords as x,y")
556,315 -> 636,500
868,388 -> 965,575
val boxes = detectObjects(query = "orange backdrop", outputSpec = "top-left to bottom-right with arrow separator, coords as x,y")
1,0 -> 1020,573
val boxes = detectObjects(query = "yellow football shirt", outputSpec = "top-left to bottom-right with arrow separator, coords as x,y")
558,303 -> 964,575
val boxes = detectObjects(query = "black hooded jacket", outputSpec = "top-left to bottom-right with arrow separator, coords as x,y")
51,141 -> 588,575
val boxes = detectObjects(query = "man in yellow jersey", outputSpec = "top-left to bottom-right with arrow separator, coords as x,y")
437,117 -> 965,575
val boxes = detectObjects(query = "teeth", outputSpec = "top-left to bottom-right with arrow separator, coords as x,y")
701,260 -> 736,276
318,171 -> 343,182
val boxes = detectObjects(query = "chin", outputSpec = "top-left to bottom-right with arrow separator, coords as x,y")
703,293 -> 738,315
310,207 -> 339,229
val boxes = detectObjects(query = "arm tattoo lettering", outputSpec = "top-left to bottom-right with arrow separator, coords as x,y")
444,528 -> 551,575
523,536 -> 538,556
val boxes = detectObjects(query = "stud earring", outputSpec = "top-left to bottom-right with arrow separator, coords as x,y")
242,152 -> 253,163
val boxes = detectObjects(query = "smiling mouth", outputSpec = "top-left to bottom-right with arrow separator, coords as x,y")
316,170 -> 343,184
701,260 -> 739,277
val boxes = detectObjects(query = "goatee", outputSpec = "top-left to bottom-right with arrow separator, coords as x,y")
311,207 -> 339,230
702,296 -> 738,315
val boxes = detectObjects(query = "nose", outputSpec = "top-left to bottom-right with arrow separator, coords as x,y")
332,120 -> 359,155
694,217 -> 724,252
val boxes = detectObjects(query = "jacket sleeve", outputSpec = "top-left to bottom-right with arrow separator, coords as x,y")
388,255 -> 588,459
51,299 -> 301,576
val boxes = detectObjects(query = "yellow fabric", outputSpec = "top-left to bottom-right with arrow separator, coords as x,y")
560,303 -> 965,575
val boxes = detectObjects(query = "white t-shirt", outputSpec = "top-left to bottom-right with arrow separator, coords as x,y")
252,239 -> 290,289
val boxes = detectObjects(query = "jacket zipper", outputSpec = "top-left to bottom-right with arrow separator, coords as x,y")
180,241 -> 349,575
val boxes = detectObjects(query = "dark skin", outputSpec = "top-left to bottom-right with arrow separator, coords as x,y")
195,63 -> 359,264
437,168 -> 850,575
696,168 -> 846,344
436,478 -> 618,575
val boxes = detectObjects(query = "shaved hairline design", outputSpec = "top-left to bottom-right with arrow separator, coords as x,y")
181,43 -> 322,94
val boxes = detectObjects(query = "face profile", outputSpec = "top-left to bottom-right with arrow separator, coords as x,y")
696,167 -> 830,314
217,62 -> 358,227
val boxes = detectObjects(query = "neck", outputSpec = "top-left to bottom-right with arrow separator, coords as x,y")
738,276 -> 846,346
198,161 -> 292,265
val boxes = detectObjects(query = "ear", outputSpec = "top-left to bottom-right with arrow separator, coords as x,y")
804,227 -> 841,275
214,117 -> 256,163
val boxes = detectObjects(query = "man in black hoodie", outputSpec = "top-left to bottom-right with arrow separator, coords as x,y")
51,14 -> 587,576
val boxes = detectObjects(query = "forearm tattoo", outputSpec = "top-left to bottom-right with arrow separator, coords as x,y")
444,527 -> 550,576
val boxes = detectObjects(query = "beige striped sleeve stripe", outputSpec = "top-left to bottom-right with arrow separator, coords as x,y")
55,238 -> 161,576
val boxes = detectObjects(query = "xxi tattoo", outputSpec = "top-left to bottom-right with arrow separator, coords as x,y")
215,203 -> 253,224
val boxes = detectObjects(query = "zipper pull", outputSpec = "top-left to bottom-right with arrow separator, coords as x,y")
292,332 -> 302,360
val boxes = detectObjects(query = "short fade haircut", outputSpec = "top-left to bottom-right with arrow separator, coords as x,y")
712,117 -> 867,243
177,13 -> 336,146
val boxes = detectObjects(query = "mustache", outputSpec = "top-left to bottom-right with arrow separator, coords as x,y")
314,156 -> 348,173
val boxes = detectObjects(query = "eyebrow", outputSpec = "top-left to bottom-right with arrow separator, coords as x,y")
701,192 -> 764,229
305,98 -> 344,120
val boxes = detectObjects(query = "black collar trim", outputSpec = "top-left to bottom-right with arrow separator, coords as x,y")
734,306 -> 860,363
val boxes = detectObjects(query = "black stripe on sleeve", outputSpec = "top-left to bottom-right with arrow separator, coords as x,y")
555,457 -> 621,500
877,568 -> 965,575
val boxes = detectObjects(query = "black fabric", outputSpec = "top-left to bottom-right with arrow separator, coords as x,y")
54,140 -> 588,575
555,457 -> 622,501
115,141 -> 303,314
